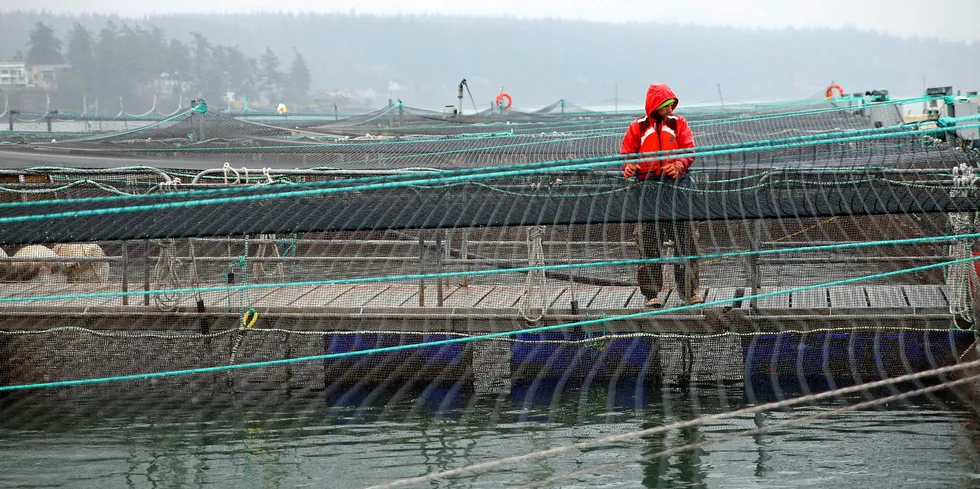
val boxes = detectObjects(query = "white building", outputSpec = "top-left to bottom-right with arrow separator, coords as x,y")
0,61 -> 29,87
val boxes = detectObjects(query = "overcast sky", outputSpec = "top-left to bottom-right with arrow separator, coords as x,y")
3,0 -> 979,43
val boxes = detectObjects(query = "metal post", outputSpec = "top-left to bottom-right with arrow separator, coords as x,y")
143,240 -> 152,306
196,104 -> 206,142
46,110 -> 54,132
444,230 -> 452,290
7,110 -> 17,131
121,241 -> 129,305
418,234 -> 425,307
945,96 -> 958,146
567,223 -> 578,314
747,219 -> 762,310
458,80 -> 465,115
460,228 -> 470,287
436,230 -> 444,307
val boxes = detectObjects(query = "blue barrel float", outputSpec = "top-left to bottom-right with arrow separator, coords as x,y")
742,330 -> 976,401
324,333 -> 469,385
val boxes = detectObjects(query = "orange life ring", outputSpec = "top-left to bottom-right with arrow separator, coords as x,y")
826,84 -> 844,98
496,92 -> 513,109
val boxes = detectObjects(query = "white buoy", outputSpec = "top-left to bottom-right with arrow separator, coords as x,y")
11,245 -> 67,283
52,243 -> 109,282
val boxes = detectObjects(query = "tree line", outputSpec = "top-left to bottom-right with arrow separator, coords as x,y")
19,21 -> 311,112
3,11 -> 978,112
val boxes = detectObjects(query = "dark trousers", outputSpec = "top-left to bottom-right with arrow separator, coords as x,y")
634,220 -> 700,299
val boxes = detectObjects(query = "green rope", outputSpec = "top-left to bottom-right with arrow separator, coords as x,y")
1,253 -> 975,393
0,119 -> 975,226
0,110 -> 968,219
39,105 -> 200,144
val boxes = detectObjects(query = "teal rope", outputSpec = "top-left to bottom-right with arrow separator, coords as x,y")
41,105 -> 201,144
4,231 -> 979,304
1,253 -> 975,392
0,119 -> 975,226
0,108 -> 959,216
90,96 -> 936,154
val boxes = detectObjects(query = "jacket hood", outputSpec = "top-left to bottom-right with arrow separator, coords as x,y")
644,83 -> 678,117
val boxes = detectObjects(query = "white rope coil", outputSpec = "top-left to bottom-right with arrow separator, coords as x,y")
519,225 -> 548,323
153,238 -> 183,312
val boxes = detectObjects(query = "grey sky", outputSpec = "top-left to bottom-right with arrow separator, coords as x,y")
4,0 -> 979,43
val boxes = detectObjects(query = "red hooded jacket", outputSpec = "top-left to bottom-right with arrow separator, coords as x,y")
620,83 -> 695,180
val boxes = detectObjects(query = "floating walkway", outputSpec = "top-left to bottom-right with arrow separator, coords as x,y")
0,283 -> 959,333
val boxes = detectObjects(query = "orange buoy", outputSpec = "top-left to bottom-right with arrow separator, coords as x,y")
826,84 -> 844,98
496,92 -> 513,109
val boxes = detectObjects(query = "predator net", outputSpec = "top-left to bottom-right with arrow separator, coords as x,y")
1,94 -> 980,484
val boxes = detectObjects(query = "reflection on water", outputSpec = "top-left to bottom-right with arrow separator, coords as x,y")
0,379 -> 978,488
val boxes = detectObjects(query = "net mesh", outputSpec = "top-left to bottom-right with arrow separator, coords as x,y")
1,94 -> 980,485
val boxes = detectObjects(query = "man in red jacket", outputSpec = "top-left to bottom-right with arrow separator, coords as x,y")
621,83 -> 703,308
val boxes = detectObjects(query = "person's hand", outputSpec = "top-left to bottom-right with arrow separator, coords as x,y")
623,163 -> 639,179
663,160 -> 686,179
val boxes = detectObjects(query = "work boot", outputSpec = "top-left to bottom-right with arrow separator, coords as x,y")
644,296 -> 663,308
686,290 -> 705,305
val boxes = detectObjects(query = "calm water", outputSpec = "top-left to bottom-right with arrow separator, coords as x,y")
0,381 -> 978,489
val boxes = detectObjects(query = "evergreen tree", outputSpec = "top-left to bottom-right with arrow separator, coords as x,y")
94,22 -> 125,110
259,47 -> 282,104
283,48 -> 312,107
59,23 -> 96,109
163,39 -> 191,100
188,32 -> 227,104
65,24 -> 95,83
26,22 -> 64,65
222,45 -> 260,106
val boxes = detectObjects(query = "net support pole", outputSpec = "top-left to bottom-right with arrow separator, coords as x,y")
142,240 -> 151,307
7,110 -> 16,132
195,108 -> 206,142
945,96 -> 959,147
436,230 -> 444,307
121,241 -> 129,306
458,80 -> 464,115
442,230 -> 452,290
460,229 -> 470,288
418,234 -> 426,307
747,219 -> 762,310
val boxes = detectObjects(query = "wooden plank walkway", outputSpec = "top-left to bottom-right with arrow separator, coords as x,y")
0,281 -> 955,313
0,282 -> 953,311
0,282 -> 960,333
